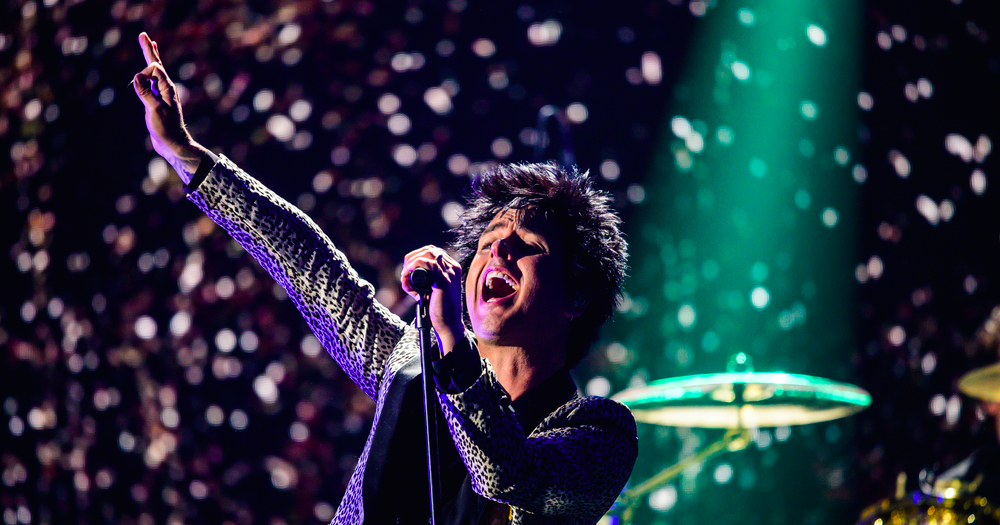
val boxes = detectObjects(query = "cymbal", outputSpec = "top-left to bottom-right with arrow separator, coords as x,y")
612,372 -> 872,429
958,362 -> 1000,402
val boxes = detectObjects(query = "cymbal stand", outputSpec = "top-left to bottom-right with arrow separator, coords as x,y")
615,427 -> 751,524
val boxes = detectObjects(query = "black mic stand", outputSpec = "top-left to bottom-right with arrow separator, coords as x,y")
534,105 -> 576,169
411,269 -> 443,525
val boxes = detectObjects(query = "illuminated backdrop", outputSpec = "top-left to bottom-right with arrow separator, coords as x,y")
0,1 -> 998,524
587,0 -> 863,522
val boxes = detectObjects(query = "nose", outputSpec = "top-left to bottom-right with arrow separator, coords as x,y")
490,237 -> 513,259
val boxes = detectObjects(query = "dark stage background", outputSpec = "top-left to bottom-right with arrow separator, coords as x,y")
1,1 -> 999,524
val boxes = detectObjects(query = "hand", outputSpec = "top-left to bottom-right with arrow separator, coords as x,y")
132,32 -> 207,184
401,246 -> 466,355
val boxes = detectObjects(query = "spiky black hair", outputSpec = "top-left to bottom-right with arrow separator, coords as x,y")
450,162 -> 628,367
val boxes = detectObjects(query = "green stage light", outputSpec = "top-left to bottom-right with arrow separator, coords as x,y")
599,0 -> 864,522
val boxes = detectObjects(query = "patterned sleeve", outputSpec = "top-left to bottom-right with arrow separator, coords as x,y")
186,155 -> 407,399
436,360 -> 638,523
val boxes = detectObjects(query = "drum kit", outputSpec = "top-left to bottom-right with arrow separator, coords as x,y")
607,355 -> 1000,524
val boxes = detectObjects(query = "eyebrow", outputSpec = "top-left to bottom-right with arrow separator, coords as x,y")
481,219 -> 510,237
480,217 -> 542,242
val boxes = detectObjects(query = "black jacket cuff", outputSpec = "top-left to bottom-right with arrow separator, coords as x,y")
431,335 -> 482,394
184,151 -> 220,194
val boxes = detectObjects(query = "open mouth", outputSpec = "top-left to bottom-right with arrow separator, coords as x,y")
482,269 -> 519,302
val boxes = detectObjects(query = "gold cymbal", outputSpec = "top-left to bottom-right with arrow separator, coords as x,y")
612,372 -> 871,429
958,362 -> 1000,402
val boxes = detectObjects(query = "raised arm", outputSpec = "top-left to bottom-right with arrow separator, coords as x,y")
132,32 -> 207,184
131,33 -> 407,398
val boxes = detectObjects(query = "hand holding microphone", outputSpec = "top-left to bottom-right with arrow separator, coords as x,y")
401,246 -> 466,355
408,267 -> 434,295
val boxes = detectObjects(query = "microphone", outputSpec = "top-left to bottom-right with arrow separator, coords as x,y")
409,268 -> 433,294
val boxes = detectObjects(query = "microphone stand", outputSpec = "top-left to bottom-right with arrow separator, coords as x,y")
534,105 -> 576,169
412,271 -> 443,525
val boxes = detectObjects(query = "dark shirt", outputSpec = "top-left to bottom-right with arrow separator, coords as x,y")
444,361 -> 579,525
373,336 -> 578,525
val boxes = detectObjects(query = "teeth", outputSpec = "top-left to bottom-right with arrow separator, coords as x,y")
486,270 -> 517,291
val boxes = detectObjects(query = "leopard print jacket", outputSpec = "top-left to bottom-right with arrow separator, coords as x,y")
187,155 -> 638,524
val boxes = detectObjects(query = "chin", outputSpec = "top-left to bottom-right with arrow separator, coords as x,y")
471,318 -> 524,345
471,319 -> 506,341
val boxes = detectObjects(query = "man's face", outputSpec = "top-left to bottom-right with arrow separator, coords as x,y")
465,209 -> 575,350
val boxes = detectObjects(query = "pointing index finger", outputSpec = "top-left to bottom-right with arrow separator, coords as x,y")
138,32 -> 155,66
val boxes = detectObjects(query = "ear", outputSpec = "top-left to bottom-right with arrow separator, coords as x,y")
564,293 -> 588,319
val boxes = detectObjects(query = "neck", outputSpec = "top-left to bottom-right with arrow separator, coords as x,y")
476,340 -> 566,400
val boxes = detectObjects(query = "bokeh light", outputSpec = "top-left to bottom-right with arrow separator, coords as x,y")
1,1 -> 998,525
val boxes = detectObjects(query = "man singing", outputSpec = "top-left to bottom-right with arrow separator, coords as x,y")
131,32 -> 637,524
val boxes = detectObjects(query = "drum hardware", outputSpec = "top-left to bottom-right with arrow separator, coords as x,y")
857,471 -> 999,525
958,363 -> 1000,403
855,362 -> 1000,525
607,354 -> 872,523
612,428 -> 751,524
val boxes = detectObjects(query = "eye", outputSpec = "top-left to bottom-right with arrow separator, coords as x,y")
522,237 -> 546,254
